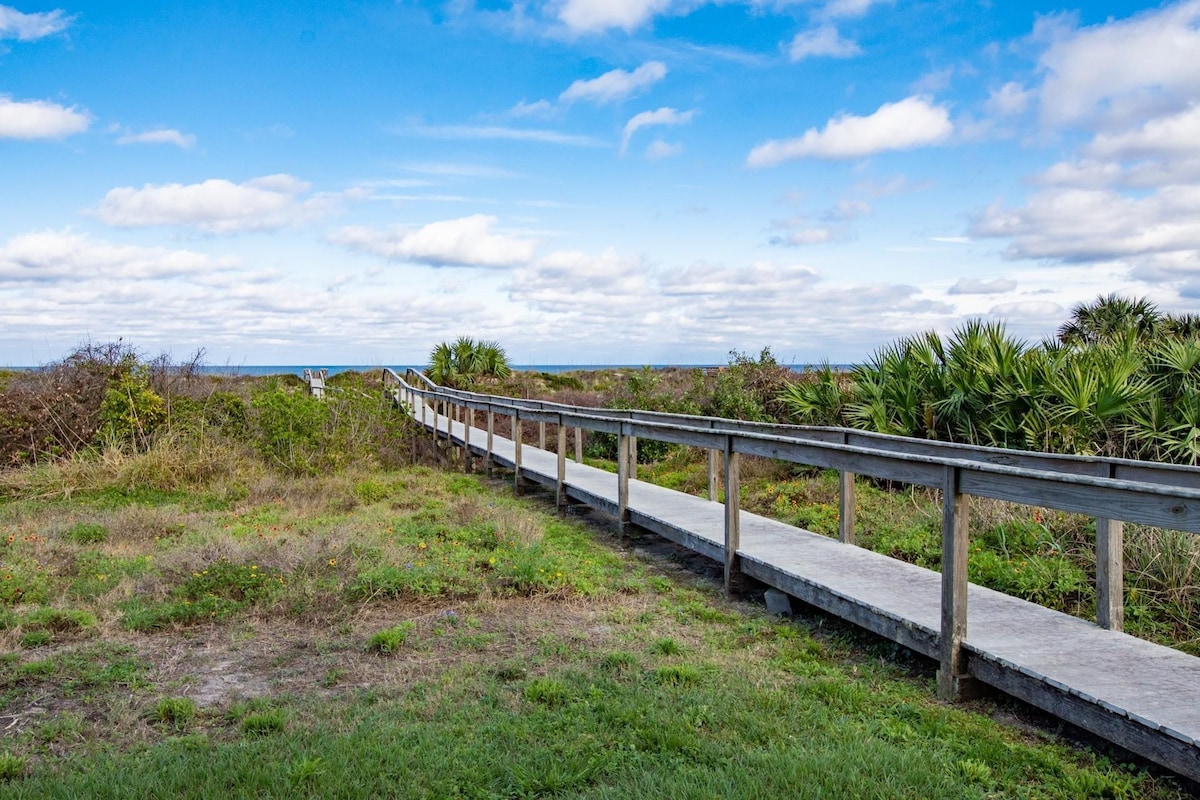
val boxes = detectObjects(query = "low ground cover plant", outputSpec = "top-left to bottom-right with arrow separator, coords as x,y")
0,339 -> 1193,795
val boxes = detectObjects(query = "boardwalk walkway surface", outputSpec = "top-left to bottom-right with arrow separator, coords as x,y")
419,408 -> 1200,783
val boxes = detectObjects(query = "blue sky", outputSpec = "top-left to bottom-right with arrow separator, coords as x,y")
3,1 -> 1199,367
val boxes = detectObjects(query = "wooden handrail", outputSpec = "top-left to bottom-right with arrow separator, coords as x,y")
383,367 -> 1200,701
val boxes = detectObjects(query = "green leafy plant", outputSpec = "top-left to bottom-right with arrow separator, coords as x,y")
65,522 -> 108,544
153,696 -> 198,728
366,622 -> 416,654
427,337 -> 511,388
0,751 -> 26,782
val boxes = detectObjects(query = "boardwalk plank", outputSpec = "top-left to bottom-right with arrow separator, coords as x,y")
425,410 -> 1200,781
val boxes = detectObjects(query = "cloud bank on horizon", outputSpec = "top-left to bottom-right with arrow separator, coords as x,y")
2,0 -> 1199,366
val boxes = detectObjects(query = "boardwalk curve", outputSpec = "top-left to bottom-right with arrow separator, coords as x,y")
384,368 -> 1200,782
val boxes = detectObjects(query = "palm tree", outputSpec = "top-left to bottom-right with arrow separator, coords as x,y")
1057,294 -> 1161,347
426,337 -> 511,388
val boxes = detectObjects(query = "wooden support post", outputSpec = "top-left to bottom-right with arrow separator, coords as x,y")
627,436 -> 638,480
486,410 -> 495,478
617,426 -> 631,538
574,427 -> 583,462
463,407 -> 472,473
724,437 -> 743,598
839,471 -> 856,544
539,421 -> 546,451
937,465 -> 979,701
708,448 -> 719,502
420,396 -> 426,427
557,421 -> 567,514
513,412 -> 523,495
1096,518 -> 1125,631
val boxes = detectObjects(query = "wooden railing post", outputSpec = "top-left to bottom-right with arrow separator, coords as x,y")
539,421 -> 546,451
707,448 -> 719,502
617,424 -> 631,538
724,436 -> 742,598
937,465 -> 979,701
1096,518 -> 1124,631
574,427 -> 583,462
628,435 -> 638,481
420,395 -> 426,428
486,409 -> 495,478
463,406 -> 472,473
513,411 -> 523,496
557,418 -> 567,514
839,471 -> 856,544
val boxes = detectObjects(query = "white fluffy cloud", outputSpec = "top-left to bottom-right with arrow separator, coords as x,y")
560,62 -> 667,104
1085,103 -> 1200,161
787,25 -> 862,61
510,248 -> 649,311
115,128 -> 196,149
746,96 -> 952,166
620,107 -> 694,155
90,175 -> 339,233
0,229 -> 232,283
947,277 -> 1017,295
330,215 -> 538,268
0,96 -> 90,139
985,82 -> 1032,117
660,261 -> 819,296
0,5 -> 71,40
556,0 -> 672,33
974,6 -> 1200,274
971,186 -> 1200,263
1038,1 -> 1200,128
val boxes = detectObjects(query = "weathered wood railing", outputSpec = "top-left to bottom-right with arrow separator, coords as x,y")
384,368 -> 1200,702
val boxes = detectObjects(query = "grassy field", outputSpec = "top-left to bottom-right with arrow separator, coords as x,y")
0,451 -> 1192,798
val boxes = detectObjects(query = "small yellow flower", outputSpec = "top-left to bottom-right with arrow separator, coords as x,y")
418,542 -> 427,550
328,558 -> 337,566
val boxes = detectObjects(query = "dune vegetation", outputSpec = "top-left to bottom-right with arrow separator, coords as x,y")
0,322 -> 1194,795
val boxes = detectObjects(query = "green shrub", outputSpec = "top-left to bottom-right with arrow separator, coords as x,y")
97,370 -> 166,449
652,638 -> 682,655
0,560 -> 51,606
153,696 -> 198,727
250,384 -> 330,476
0,751 -> 26,781
176,559 -> 284,604
241,708 -> 287,735
20,630 -> 53,648
66,522 -> 108,544
366,622 -> 416,654
653,664 -> 703,685
523,677 -> 570,706
120,595 -> 237,631
21,607 -> 97,633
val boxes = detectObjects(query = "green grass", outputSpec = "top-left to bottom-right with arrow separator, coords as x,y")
366,622 -> 415,654
0,621 -> 1174,798
0,452 -> 1189,797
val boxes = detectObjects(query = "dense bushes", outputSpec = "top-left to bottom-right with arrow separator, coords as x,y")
0,345 -> 415,476
780,298 -> 1200,465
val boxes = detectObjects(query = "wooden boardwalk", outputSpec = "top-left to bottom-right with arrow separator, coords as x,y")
419,407 -> 1200,782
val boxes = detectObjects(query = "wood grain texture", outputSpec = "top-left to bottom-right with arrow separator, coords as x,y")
399,372 -> 1200,781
